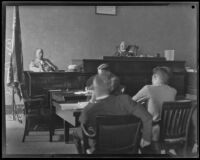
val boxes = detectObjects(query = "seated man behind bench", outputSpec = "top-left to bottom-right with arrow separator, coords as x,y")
74,73 -> 153,153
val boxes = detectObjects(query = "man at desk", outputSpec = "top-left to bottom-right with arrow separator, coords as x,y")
74,74 -> 152,153
113,41 -> 129,57
29,48 -> 58,72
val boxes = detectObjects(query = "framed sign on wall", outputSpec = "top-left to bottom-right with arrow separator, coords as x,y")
95,6 -> 117,15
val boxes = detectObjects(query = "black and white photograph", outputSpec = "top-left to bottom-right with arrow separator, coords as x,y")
1,1 -> 199,158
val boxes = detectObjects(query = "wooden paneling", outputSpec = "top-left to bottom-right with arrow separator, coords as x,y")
186,72 -> 197,95
81,59 -> 186,96
24,72 -> 90,97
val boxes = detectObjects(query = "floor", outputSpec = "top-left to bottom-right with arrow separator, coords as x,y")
3,115 -> 198,158
4,115 -> 78,157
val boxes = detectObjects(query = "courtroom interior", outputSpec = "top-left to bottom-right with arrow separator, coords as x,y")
3,2 -> 198,158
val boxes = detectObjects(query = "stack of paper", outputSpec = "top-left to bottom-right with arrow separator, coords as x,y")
74,91 -> 87,95
52,94 -> 65,102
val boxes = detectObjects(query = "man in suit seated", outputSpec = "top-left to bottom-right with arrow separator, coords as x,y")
29,48 -> 58,72
113,41 -> 129,57
74,73 -> 153,154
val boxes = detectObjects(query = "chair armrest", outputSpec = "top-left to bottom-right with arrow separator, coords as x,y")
31,94 -> 46,98
23,97 -> 44,103
81,124 -> 96,138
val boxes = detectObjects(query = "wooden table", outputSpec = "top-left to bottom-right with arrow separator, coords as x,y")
48,90 -> 90,143
52,102 -> 88,143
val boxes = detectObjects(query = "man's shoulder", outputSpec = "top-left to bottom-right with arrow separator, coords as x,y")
139,85 -> 151,92
30,59 -> 39,65
144,85 -> 152,89
116,94 -> 133,103
167,85 -> 177,94
83,101 -> 102,112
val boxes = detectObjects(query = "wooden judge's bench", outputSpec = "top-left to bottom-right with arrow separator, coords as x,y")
24,57 -> 187,100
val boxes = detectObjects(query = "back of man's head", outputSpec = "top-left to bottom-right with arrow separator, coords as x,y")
93,74 -> 112,96
152,66 -> 172,84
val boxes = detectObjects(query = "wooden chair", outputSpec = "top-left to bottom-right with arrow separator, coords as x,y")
81,115 -> 142,154
21,84 -> 52,142
159,100 -> 194,157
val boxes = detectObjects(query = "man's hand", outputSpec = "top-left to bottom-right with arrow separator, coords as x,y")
89,92 -> 96,103
140,138 -> 151,148
38,63 -> 44,72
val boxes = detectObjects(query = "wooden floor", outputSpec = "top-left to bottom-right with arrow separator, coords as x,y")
3,115 -> 198,158
4,115 -> 78,157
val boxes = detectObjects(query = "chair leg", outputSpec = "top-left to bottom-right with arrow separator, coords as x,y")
22,118 -> 29,142
181,141 -> 188,157
52,129 -> 55,136
26,129 -> 29,136
49,123 -> 53,142
151,141 -> 161,154
49,116 -> 54,142
160,143 -> 166,154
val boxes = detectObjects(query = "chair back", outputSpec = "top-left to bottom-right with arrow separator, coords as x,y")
95,115 -> 142,154
159,100 -> 193,141
20,84 -> 43,115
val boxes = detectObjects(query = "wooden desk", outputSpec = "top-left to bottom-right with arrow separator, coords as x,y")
52,102 -> 88,143
48,90 -> 89,143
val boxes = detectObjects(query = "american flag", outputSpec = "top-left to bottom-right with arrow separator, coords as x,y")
7,6 -> 24,101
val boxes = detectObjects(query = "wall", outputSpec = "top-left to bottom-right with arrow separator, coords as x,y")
5,5 -> 197,104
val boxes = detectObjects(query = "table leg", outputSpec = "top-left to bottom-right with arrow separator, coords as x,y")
49,92 -> 53,142
64,120 -> 70,143
49,116 -> 54,142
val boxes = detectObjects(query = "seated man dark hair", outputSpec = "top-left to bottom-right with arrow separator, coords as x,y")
85,63 -> 124,97
74,73 -> 153,153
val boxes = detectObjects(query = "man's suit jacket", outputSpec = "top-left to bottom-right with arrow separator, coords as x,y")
79,94 -> 153,142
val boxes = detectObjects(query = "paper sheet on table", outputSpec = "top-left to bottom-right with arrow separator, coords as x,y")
49,89 -> 62,91
56,102 -> 89,110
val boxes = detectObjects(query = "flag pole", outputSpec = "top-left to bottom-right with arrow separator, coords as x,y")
12,87 -> 16,120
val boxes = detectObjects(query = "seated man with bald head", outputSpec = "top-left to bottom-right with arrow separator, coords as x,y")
74,73 -> 152,154
29,48 -> 58,72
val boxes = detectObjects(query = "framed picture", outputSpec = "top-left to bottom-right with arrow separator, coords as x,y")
95,6 -> 117,15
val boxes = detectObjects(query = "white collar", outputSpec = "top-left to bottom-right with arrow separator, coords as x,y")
96,95 -> 109,100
